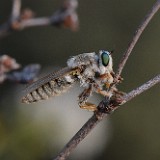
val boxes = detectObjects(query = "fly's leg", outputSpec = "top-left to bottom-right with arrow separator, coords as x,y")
94,83 -> 125,113
78,85 -> 97,111
95,86 -> 114,113
96,87 -> 113,99
93,82 -> 114,113
97,72 -> 114,89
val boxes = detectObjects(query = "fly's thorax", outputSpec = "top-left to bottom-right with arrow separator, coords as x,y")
83,67 -> 96,78
67,52 -> 98,69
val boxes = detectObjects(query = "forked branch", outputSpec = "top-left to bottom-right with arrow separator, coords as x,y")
54,0 -> 160,159
0,0 -> 79,38
54,74 -> 160,160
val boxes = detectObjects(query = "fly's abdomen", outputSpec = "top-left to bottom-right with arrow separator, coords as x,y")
22,74 -> 77,104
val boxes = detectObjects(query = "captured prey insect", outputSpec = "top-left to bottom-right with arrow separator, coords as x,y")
22,50 -> 117,111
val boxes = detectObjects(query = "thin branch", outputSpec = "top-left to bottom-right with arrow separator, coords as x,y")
114,0 -> 160,83
54,75 -> 160,160
123,74 -> 160,102
11,0 -> 21,22
54,0 -> 160,159
54,112 -> 106,160
11,1 -> 80,30
0,0 -> 79,38
0,55 -> 41,84
19,17 -> 50,29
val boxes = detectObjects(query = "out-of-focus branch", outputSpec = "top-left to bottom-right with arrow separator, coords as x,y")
0,0 -> 79,38
0,55 -> 41,84
11,0 -> 21,22
17,17 -> 50,28
0,55 -> 20,83
54,0 -> 160,159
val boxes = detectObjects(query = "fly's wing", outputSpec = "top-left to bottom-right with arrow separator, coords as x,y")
22,67 -> 79,104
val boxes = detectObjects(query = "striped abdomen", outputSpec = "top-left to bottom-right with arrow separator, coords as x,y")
21,67 -> 79,104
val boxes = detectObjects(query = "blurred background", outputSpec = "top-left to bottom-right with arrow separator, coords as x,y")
0,0 -> 160,160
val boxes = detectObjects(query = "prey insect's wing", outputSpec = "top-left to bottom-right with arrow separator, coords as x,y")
22,67 -> 79,104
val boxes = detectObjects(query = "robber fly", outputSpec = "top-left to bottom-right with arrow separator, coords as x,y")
22,50 -> 116,111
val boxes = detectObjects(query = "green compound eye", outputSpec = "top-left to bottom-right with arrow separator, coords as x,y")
101,51 -> 110,66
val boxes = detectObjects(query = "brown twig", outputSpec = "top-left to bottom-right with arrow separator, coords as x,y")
114,0 -> 160,83
11,0 -> 21,22
18,17 -> 50,29
0,55 -> 41,84
0,0 -> 79,38
54,75 -> 160,160
54,0 -> 160,159
123,74 -> 160,102
54,112 -> 105,160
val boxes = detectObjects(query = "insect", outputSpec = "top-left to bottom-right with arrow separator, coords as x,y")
22,50 -> 115,111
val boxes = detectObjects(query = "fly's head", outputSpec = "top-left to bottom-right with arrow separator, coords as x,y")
66,50 -> 114,87
97,50 -> 113,75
